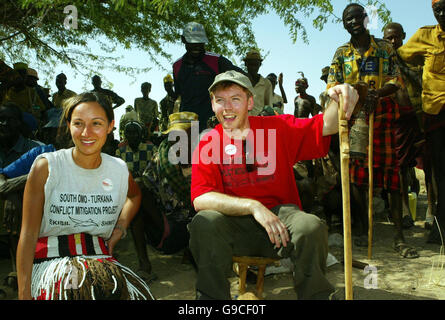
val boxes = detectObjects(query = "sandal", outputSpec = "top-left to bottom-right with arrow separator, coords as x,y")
393,241 -> 419,259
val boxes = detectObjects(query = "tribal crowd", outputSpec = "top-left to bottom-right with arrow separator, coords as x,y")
0,1 -> 444,300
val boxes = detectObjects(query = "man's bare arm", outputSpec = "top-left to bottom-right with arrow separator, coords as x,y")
193,191 -> 258,216
193,192 -> 289,248
322,84 -> 359,136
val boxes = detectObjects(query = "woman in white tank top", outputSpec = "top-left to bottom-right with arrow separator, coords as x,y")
16,92 -> 154,300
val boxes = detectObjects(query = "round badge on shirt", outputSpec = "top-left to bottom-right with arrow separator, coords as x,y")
102,178 -> 113,192
225,144 -> 237,156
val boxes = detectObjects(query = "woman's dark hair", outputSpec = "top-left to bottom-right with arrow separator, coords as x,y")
61,91 -> 114,127
57,92 -> 115,149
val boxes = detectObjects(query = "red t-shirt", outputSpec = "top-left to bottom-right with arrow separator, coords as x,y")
191,114 -> 331,210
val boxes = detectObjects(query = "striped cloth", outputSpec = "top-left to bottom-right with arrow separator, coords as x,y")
34,233 -> 109,261
394,105 -> 424,168
32,233 -> 155,300
350,97 -> 401,191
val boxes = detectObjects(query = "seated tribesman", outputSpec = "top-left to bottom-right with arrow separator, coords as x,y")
116,121 -> 156,179
141,112 -> 197,260
116,120 -> 157,281
0,103 -> 44,169
0,144 -> 56,234
0,108 -> 67,199
119,105 -> 139,141
0,102 -> 45,295
189,70 -> 358,300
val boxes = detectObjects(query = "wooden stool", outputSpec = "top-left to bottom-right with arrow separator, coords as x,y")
232,256 -> 279,299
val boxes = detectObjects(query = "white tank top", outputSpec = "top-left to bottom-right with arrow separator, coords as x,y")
35,148 -> 129,239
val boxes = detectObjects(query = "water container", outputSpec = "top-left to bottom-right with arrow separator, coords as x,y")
408,192 -> 417,221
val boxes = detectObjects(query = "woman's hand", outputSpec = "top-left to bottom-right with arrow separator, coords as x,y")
107,225 -> 126,256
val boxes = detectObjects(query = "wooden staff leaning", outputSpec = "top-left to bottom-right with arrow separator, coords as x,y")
338,83 -> 367,300
368,111 -> 374,260
337,93 -> 353,300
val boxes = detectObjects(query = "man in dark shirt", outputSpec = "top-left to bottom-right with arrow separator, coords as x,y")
159,74 -> 176,132
91,75 -> 125,110
52,73 -> 76,109
173,22 -> 244,132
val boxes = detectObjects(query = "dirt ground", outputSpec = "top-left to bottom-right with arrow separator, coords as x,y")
0,168 -> 444,300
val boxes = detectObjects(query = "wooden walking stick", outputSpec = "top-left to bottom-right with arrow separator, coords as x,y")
368,111 -> 374,260
338,94 -> 353,300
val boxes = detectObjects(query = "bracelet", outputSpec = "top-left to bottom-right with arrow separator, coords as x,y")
114,224 -> 127,239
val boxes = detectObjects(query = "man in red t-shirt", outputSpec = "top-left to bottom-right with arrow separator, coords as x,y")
189,70 -> 358,300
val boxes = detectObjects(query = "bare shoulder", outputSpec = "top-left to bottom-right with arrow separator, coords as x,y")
28,157 -> 49,185
32,157 -> 49,171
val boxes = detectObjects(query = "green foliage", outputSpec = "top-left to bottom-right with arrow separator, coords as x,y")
0,0 -> 392,86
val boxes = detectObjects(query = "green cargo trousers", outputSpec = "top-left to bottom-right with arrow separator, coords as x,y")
188,203 -> 335,299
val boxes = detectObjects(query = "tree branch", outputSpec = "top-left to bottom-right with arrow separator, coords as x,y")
0,30 -> 23,42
